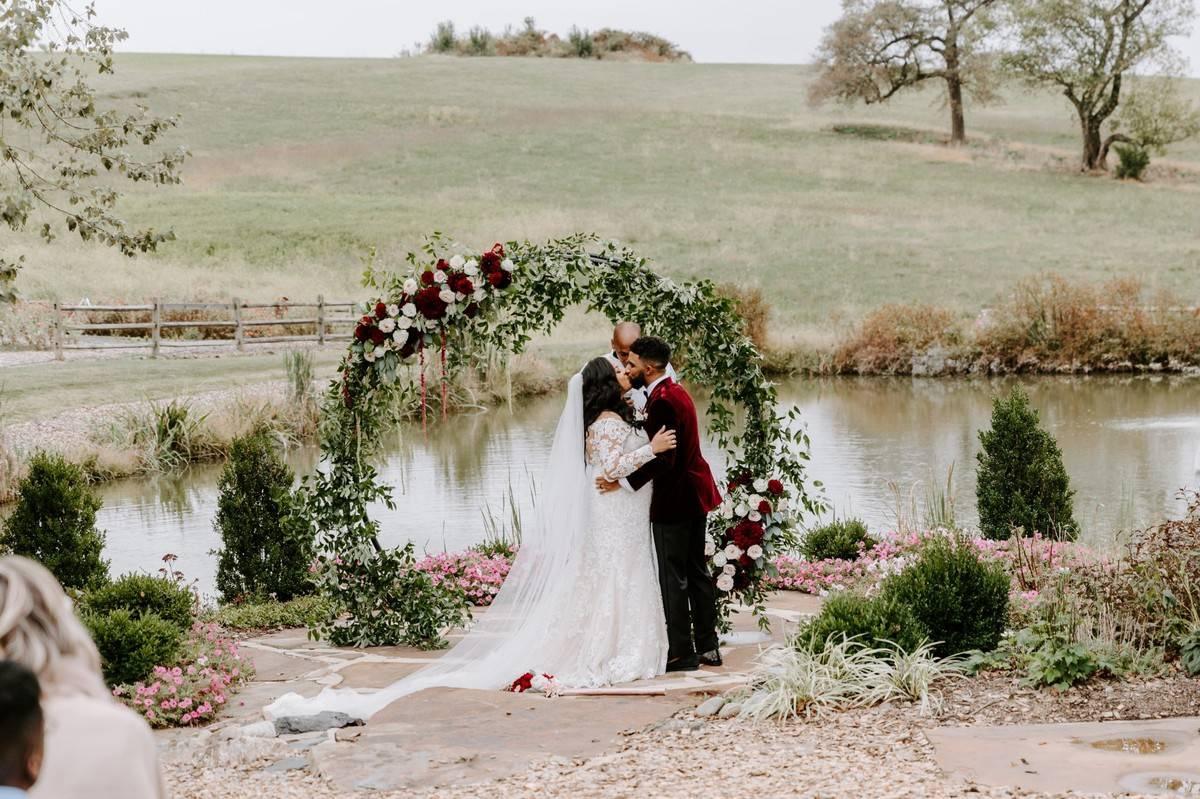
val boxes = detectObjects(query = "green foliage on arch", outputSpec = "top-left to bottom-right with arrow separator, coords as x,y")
299,234 -> 823,647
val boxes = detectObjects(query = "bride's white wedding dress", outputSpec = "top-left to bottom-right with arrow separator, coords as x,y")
264,374 -> 667,721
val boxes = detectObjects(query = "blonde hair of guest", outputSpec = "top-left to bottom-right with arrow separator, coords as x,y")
0,555 -> 108,699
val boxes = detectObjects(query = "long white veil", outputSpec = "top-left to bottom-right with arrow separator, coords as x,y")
264,373 -> 591,721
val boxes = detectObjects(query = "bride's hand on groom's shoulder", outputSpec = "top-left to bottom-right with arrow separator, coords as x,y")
650,428 -> 677,454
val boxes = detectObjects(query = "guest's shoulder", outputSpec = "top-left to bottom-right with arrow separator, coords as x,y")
44,694 -> 156,738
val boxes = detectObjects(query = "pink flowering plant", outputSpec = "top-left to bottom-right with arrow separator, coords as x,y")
765,528 -> 1096,600
112,622 -> 253,728
414,550 -> 514,606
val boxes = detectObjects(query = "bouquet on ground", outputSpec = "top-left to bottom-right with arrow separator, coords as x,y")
507,670 -> 561,697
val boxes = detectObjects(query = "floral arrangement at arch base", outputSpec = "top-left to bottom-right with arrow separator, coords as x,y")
709,473 -> 800,629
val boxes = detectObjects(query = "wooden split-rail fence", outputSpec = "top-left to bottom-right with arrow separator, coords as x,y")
51,297 -> 360,360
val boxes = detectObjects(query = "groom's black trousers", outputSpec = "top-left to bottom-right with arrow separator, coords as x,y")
653,515 -> 720,661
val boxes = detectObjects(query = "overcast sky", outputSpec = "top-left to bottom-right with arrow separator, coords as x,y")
97,0 -> 1200,74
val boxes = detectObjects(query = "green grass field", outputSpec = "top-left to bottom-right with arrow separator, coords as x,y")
6,54 -> 1200,340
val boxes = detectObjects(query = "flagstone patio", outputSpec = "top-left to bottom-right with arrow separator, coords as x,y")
176,591 -> 822,792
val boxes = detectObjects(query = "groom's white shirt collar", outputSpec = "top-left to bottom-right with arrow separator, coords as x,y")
645,373 -> 671,397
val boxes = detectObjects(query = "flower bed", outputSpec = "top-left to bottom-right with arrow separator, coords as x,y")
414,550 -> 513,606
112,622 -> 253,728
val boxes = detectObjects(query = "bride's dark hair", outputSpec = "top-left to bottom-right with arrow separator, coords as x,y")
581,357 -> 634,433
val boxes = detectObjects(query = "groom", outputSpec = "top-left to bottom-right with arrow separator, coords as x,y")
598,336 -> 723,672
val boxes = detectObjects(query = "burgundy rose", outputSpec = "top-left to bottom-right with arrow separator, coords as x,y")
453,275 -> 475,295
353,323 -> 369,342
758,500 -> 772,514
414,285 -> 446,320
768,479 -> 784,496
436,258 -> 450,271
369,327 -> 386,346
374,302 -> 388,320
491,242 -> 505,258
487,270 -> 512,290
464,302 -> 480,319
739,554 -> 753,567
420,270 -> 436,286
480,251 -> 501,274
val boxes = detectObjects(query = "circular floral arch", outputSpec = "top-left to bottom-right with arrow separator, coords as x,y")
299,234 -> 822,648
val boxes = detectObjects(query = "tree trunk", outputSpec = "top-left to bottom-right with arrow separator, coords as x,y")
1081,117 -> 1104,171
947,74 -> 967,145
944,38 -> 966,145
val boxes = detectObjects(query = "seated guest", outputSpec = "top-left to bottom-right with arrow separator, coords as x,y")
0,660 -> 43,797
0,557 -> 166,799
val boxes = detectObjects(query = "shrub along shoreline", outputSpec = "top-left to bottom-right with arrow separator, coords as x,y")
784,274 -> 1200,377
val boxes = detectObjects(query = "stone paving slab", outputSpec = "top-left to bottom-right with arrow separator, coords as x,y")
311,686 -> 693,791
928,715 -> 1200,795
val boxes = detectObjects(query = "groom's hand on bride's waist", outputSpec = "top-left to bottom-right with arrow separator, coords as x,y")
595,477 -> 621,493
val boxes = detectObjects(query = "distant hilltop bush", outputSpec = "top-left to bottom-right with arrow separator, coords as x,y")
425,18 -> 691,62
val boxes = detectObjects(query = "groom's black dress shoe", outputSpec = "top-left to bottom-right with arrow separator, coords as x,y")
698,649 -> 723,667
665,656 -> 700,673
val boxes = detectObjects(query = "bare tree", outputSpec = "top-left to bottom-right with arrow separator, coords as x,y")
810,0 -> 1001,145
1002,0 -> 1196,171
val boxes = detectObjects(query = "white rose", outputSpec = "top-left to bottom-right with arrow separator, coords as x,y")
721,502 -> 734,520
403,278 -> 418,295
439,289 -> 455,304
363,348 -> 377,363
747,545 -> 764,560
712,552 -> 727,568
433,270 -> 448,284
473,288 -> 486,302
386,303 -> 400,317
777,498 -> 789,512
749,511 -> 762,523
396,316 -> 413,330
501,258 -> 514,272
749,494 -> 764,506
722,564 -> 736,576
704,540 -> 716,557
734,503 -> 749,518
716,574 -> 735,592
402,303 -> 417,318
464,262 -> 479,276
378,317 -> 396,334
753,478 -> 768,493
724,544 -> 742,560
449,254 -> 465,269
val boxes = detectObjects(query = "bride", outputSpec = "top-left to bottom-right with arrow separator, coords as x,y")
265,357 -> 677,720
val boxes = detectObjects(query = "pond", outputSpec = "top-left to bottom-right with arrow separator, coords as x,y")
93,375 -> 1200,597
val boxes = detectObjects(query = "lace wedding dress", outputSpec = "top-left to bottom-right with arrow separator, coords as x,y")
264,375 -> 667,721
547,413 -> 668,686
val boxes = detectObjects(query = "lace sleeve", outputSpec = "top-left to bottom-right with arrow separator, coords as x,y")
590,417 -> 655,481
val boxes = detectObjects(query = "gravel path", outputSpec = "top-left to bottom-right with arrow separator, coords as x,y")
160,673 -> 1200,799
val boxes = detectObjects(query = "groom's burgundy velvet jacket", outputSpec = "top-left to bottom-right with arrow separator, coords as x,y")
626,378 -> 722,523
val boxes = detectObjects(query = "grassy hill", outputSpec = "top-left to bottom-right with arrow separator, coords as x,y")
6,53 -> 1199,340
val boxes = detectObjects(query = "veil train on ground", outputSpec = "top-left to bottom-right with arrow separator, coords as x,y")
264,373 -> 592,721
